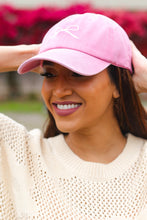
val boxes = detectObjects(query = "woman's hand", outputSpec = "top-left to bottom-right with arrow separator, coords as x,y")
0,44 -> 41,73
131,41 -> 147,93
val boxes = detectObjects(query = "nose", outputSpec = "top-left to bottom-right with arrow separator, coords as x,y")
52,77 -> 73,98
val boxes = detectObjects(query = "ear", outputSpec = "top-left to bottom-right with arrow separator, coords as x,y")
112,87 -> 120,98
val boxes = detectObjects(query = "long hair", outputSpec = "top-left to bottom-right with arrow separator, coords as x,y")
43,65 -> 147,139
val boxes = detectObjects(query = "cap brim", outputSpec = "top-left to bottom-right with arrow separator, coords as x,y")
18,48 -> 110,76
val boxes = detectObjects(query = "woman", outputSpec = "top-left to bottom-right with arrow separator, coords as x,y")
0,13 -> 147,220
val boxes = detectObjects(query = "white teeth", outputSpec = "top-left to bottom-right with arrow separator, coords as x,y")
57,104 -> 80,110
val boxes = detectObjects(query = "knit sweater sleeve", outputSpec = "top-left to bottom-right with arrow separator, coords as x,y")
0,112 -> 43,159
0,113 -> 43,219
0,112 -> 29,155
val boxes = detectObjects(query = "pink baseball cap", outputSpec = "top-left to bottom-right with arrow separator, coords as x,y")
18,13 -> 132,75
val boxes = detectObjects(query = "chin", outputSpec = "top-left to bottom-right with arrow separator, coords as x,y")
57,126 -> 74,134
56,122 -> 78,134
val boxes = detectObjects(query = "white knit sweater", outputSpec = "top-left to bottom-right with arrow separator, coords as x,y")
0,113 -> 147,220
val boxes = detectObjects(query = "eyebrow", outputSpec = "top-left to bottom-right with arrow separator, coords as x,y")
43,61 -> 54,66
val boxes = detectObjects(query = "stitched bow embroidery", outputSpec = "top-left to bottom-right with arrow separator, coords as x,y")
51,25 -> 79,39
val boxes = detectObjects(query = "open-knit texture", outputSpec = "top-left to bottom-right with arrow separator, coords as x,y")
0,113 -> 147,220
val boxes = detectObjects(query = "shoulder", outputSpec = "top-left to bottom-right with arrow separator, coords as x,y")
128,133 -> 147,152
46,134 -> 66,151
134,134 -> 147,158
126,134 -> 147,170
130,134 -> 147,179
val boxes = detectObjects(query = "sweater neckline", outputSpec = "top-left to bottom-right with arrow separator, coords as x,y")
49,133 -> 143,180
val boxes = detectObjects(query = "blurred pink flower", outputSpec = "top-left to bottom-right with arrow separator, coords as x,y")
0,4 -> 146,53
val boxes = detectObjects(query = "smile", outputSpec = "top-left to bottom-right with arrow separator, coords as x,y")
52,102 -> 82,116
57,104 -> 80,110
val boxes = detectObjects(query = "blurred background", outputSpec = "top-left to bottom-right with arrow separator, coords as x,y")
0,0 -> 147,130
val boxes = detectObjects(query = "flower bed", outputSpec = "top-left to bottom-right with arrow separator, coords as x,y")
0,4 -> 147,55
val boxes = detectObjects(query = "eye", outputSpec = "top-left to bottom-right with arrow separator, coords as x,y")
72,72 -> 84,77
40,72 -> 56,78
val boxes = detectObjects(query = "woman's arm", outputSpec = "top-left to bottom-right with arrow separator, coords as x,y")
0,44 -> 40,73
131,42 -> 147,93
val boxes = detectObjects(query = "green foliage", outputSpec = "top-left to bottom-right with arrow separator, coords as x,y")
0,100 -> 44,113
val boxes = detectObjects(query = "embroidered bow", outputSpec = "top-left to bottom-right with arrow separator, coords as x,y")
51,25 -> 79,39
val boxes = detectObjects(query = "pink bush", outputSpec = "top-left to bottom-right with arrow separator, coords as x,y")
0,4 -> 147,55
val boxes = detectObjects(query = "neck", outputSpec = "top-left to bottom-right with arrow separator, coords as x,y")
65,118 -> 126,164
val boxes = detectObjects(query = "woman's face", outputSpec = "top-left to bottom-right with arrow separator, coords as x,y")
41,61 -> 119,134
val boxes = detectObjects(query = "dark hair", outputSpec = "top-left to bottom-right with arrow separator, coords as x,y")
43,65 -> 147,139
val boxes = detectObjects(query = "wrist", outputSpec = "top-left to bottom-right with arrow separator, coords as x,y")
0,44 -> 40,72
16,44 -> 40,68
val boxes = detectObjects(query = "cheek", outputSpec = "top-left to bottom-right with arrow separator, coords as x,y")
85,82 -> 114,112
41,80 -> 52,107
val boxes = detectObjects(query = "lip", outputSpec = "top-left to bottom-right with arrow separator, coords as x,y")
52,101 -> 82,116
